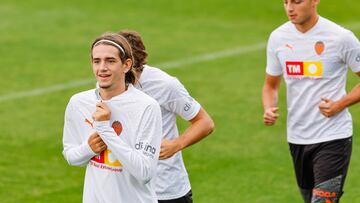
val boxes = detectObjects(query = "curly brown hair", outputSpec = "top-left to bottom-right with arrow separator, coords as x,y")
118,30 -> 148,72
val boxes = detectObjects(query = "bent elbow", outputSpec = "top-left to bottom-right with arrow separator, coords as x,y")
66,159 -> 77,166
206,118 -> 215,135
138,165 -> 155,184
66,158 -> 88,167
63,151 -> 87,167
63,154 -> 77,166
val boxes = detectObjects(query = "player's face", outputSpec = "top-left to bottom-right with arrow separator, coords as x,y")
283,0 -> 318,25
91,44 -> 131,90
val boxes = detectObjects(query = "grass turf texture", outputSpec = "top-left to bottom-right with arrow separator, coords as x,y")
0,0 -> 359,202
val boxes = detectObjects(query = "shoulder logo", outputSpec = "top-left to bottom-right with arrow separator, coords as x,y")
315,41 -> 325,55
184,102 -> 192,111
356,54 -> 360,62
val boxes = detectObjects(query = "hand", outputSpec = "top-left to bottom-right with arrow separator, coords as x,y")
159,139 -> 182,160
92,102 -> 111,121
88,132 -> 107,153
319,97 -> 342,118
263,107 -> 279,125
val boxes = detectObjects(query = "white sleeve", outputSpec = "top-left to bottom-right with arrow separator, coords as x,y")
62,101 -> 97,166
265,33 -> 282,76
163,78 -> 201,121
340,31 -> 360,73
93,102 -> 162,183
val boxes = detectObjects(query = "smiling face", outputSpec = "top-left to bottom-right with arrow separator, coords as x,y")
283,0 -> 319,31
91,44 -> 131,92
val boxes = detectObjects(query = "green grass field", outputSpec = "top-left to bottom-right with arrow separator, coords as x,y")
0,0 -> 359,202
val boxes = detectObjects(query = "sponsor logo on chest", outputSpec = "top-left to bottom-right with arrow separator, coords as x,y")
90,120 -> 123,170
286,61 -> 323,77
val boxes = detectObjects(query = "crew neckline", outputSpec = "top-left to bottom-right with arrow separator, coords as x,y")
95,84 -> 134,101
292,16 -> 322,36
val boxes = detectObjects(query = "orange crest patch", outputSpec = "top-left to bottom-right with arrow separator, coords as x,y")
112,121 -> 123,136
315,41 -> 325,55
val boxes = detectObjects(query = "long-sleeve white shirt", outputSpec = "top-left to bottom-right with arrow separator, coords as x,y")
62,85 -> 162,203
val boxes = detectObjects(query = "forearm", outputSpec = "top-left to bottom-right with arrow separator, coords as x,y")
335,83 -> 360,110
94,121 -> 156,183
63,142 -> 96,166
262,85 -> 278,110
177,117 -> 214,150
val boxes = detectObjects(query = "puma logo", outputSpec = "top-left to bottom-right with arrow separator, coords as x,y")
285,43 -> 294,51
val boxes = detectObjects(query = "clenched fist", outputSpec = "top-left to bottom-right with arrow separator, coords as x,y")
263,107 -> 279,126
88,132 -> 107,153
319,97 -> 342,118
92,102 -> 111,121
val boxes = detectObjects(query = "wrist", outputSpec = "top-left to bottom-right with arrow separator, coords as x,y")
333,101 -> 345,113
93,120 -> 111,132
264,105 -> 276,111
84,140 -> 97,156
95,116 -> 110,121
174,138 -> 184,152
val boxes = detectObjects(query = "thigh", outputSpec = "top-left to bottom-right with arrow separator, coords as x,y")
313,138 -> 352,185
289,143 -> 315,190
311,138 -> 352,203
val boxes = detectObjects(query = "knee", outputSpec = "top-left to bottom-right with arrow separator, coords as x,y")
311,175 -> 343,203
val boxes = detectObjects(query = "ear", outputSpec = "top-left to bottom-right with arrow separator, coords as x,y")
313,0 -> 320,6
123,58 -> 133,73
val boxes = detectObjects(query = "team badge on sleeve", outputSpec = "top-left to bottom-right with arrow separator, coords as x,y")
356,54 -> 360,63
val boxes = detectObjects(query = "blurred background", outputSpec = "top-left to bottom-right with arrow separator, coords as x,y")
0,0 -> 359,202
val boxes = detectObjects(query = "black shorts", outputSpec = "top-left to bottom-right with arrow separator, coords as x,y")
158,190 -> 193,203
289,137 -> 352,190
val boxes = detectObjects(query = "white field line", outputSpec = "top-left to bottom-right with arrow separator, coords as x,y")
0,79 -> 95,103
158,42 -> 266,69
0,42 -> 266,103
0,22 -> 358,103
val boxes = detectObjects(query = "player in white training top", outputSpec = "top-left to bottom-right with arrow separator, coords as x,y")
262,0 -> 360,202
62,32 -> 162,203
119,30 -> 215,203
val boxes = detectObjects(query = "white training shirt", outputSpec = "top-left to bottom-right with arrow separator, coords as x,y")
134,65 -> 201,200
62,85 -> 162,203
266,16 -> 360,144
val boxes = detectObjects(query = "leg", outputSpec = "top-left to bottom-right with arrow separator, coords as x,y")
311,175 -> 343,203
311,138 -> 352,203
289,143 -> 315,203
300,188 -> 312,203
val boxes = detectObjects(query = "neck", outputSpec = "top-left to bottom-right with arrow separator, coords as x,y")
295,14 -> 319,33
135,70 -> 142,80
99,82 -> 127,100
134,67 -> 144,83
